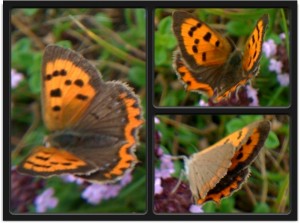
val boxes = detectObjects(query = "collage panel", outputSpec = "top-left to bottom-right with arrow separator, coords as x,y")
10,8 -> 146,214
154,115 -> 290,213
154,8 -> 290,107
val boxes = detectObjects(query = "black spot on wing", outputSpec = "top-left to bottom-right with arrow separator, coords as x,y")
192,45 -> 198,53
52,70 -> 59,77
46,74 -> 52,81
52,106 -> 61,111
65,80 -> 72,85
50,88 -> 62,97
74,79 -> 84,87
202,52 -> 206,62
76,94 -> 88,101
203,32 -> 212,42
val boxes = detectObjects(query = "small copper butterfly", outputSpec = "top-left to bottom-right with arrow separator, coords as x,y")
17,45 -> 143,183
182,120 -> 270,204
172,11 -> 269,102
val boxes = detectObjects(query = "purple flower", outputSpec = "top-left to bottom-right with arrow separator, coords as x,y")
263,39 -> 277,58
269,58 -> 283,74
81,171 -> 133,205
60,174 -> 84,185
155,154 -> 175,179
154,178 -> 163,195
11,69 -> 24,89
82,184 -> 110,205
246,85 -> 259,106
154,117 -> 160,124
277,73 -> 289,86
34,188 -> 58,213
189,204 -> 203,213
279,33 -> 286,40
198,99 -> 208,106
155,145 -> 164,157
119,171 -> 133,186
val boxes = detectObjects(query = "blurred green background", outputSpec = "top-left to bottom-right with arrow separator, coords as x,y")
155,115 -> 290,213
11,8 -> 146,213
154,8 -> 290,106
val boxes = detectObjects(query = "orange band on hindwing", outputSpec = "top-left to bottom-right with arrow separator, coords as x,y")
174,51 -> 214,97
104,92 -> 143,178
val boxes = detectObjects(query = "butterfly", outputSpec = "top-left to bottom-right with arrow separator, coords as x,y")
17,45 -> 143,183
172,11 -> 269,102
183,120 -> 270,204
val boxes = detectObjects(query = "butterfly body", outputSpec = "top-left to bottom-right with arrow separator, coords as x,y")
17,45 -> 143,183
172,11 -> 269,101
46,130 -> 120,149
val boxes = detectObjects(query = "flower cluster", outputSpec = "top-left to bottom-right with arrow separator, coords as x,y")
61,174 -> 85,185
154,118 -> 203,213
35,188 -> 59,213
205,85 -> 259,107
11,167 -> 45,213
263,34 -> 289,86
81,171 -> 133,205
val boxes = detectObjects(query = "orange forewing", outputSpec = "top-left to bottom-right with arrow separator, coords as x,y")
242,14 -> 269,73
173,11 -> 232,70
43,58 -> 96,131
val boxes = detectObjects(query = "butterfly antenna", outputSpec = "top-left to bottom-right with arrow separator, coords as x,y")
170,155 -> 190,194
170,169 -> 186,195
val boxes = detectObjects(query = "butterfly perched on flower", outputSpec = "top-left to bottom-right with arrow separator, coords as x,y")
172,11 -> 269,102
17,45 -> 143,184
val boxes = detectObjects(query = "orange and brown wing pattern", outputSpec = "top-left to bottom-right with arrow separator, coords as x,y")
17,147 -> 96,177
242,14 -> 269,75
172,11 -> 233,71
228,120 -> 270,172
197,168 -> 249,204
75,82 -> 144,183
214,79 -> 248,102
42,45 -> 102,131
173,50 -> 214,97
192,121 -> 270,204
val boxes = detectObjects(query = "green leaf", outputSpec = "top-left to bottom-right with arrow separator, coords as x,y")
12,38 -> 33,70
155,46 -> 168,66
22,8 -> 39,16
265,131 -> 280,149
53,22 -> 72,39
94,13 -> 113,28
128,65 -> 146,87
157,16 -> 172,33
219,197 -> 235,212
135,9 -> 146,35
254,202 -> 270,213
202,202 -> 216,213
226,20 -> 251,37
28,53 -> 42,94
226,119 -> 245,133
